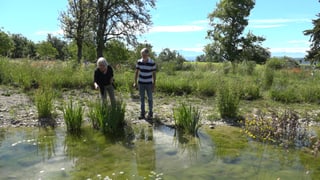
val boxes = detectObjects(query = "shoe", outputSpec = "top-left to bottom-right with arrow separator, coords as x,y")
138,115 -> 145,120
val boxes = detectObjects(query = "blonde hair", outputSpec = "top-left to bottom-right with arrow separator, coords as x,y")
96,57 -> 108,67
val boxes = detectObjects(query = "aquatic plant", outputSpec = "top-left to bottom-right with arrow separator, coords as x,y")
88,100 -> 126,135
173,103 -> 201,136
63,99 -> 83,135
35,88 -> 54,119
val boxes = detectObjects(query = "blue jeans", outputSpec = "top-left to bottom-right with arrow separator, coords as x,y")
138,83 -> 153,117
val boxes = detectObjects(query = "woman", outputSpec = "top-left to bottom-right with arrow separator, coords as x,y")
93,57 -> 115,107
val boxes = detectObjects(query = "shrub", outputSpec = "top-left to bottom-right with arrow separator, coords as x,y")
173,103 -> 201,136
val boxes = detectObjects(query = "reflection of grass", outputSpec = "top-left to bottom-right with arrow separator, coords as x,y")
205,126 -> 248,158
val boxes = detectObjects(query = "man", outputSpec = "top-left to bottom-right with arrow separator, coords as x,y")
94,57 -> 116,107
133,48 -> 156,120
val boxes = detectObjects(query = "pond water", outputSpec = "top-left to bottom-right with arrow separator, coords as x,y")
0,124 -> 319,180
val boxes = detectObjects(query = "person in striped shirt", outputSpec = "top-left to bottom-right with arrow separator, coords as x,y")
133,48 -> 157,120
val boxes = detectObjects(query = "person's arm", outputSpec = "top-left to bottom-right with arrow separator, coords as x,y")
93,69 -> 100,89
133,69 -> 139,88
152,71 -> 156,91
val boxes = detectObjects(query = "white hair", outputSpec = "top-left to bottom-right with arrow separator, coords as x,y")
96,57 -> 108,67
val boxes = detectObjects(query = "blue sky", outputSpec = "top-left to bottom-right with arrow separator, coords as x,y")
0,0 -> 319,58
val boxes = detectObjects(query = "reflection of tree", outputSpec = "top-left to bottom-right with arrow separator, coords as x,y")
173,129 -> 201,161
37,128 -> 57,160
134,124 -> 156,178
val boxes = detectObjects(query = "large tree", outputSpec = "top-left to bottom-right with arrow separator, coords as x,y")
60,0 -> 94,63
94,0 -> 155,58
304,1 -> 320,65
206,0 -> 255,62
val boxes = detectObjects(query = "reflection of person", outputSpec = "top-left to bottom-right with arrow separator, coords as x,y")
133,48 -> 156,120
94,57 -> 115,107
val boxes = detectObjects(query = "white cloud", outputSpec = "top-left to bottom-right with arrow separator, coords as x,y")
249,18 -> 310,29
150,25 -> 205,33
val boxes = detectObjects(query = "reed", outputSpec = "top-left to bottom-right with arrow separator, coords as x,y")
173,103 -> 201,136
63,99 -> 84,134
35,88 -> 54,118
88,100 -> 126,135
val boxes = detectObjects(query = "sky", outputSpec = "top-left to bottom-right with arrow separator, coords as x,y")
0,0 -> 319,59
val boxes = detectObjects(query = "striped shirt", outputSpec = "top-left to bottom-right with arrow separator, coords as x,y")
136,58 -> 156,84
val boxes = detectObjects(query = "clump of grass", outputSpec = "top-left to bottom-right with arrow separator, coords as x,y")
88,100 -> 126,135
35,88 -> 54,118
63,99 -> 84,135
216,81 -> 240,119
243,110 -> 312,149
173,103 -> 201,136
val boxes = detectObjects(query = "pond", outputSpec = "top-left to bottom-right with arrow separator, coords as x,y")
0,124 -> 319,180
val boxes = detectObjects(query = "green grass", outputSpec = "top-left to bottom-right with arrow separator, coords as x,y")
63,99 -> 84,135
173,103 -> 201,136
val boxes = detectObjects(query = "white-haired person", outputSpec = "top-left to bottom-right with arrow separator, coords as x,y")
94,57 -> 116,107
133,48 -> 157,120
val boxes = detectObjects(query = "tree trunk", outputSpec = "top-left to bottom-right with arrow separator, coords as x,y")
77,41 -> 83,64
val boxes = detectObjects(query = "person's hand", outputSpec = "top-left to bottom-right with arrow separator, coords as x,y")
94,83 -> 99,90
133,83 -> 138,90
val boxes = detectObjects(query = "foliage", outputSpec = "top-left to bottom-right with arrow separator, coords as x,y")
88,100 -> 126,135
173,103 -> 201,136
35,88 -> 54,118
104,39 -> 131,64
242,110 -> 314,149
0,29 -> 14,56
216,81 -> 240,119
63,99 -> 84,135
36,41 -> 58,60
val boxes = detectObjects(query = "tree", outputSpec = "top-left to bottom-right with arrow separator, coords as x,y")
206,0 -> 255,62
240,32 -> 270,64
304,1 -> 320,65
94,0 -> 156,58
60,0 -> 94,63
0,30 -> 13,57
36,41 -> 58,60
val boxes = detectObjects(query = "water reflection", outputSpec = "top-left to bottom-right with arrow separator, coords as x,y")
0,125 -> 319,179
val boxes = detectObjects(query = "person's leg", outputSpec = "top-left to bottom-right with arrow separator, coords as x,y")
138,83 -> 146,118
105,85 -> 116,107
146,84 -> 153,118
100,88 -> 107,104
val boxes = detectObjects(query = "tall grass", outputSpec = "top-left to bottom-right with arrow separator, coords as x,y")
63,99 -> 84,135
88,100 -> 126,135
35,87 -> 54,118
216,81 -> 240,119
173,103 -> 201,136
